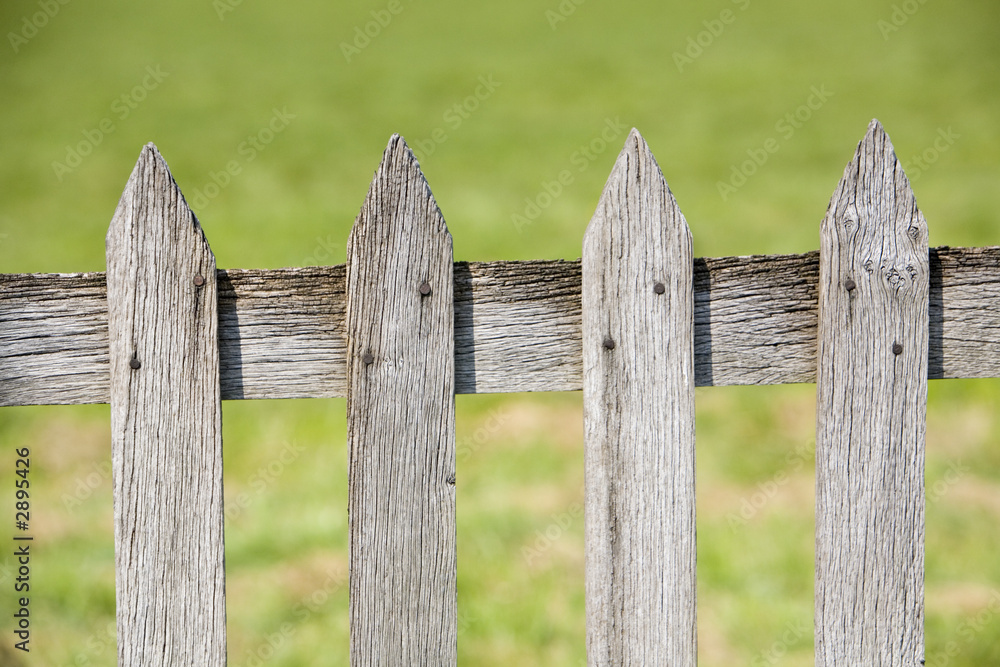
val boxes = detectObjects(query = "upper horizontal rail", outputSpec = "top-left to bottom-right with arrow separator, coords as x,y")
1,246 -> 998,406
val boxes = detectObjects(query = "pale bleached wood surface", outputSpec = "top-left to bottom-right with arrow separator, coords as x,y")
815,121 -> 926,665
583,130 -> 697,665
106,144 -> 226,666
346,135 -> 457,665
2,247 -> 998,405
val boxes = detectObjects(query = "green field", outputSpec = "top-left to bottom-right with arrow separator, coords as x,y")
2,0 -> 1000,664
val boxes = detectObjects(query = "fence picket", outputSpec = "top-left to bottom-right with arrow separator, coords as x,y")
105,144 -> 226,666
815,120 -> 927,665
583,130 -> 697,665
346,135 -> 457,665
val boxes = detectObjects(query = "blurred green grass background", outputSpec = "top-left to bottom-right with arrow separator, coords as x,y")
1,0 -> 999,664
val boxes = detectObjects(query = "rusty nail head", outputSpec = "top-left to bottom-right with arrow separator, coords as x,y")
845,278 -> 856,291
653,282 -> 665,295
362,352 -> 374,365
892,342 -> 903,355
129,357 -> 141,370
194,274 -> 205,287
603,337 -> 615,350
419,282 -> 432,296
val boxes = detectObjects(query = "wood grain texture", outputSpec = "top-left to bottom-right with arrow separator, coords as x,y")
454,259 -> 582,393
583,130 -> 696,665
106,144 -> 226,666
346,135 -> 457,665
815,120 -> 926,665
217,265 -> 345,399
2,249 -> 1000,405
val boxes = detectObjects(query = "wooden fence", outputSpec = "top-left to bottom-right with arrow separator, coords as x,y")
2,119 -> 1000,665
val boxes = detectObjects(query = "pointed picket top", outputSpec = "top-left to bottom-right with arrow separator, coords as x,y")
345,134 -> 457,665
584,127 -> 691,245
583,129 -> 696,665
820,119 -> 927,265
815,120 -> 928,664
107,143 -> 212,257
349,134 -> 449,248
106,143 -> 226,665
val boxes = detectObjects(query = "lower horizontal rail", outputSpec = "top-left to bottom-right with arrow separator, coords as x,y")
0,246 -> 998,406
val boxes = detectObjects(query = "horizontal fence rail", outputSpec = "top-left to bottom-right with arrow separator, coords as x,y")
1,247 -> 999,406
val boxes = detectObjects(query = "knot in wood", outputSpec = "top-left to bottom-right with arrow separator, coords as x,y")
885,267 -> 905,289
840,206 -> 859,234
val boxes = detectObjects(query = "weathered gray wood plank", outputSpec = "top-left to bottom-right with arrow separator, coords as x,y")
106,144 -> 226,666
815,120 -> 926,665
1,247 -> 999,405
454,259 -> 583,393
583,130 -> 696,665
346,135 -> 457,665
